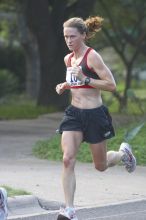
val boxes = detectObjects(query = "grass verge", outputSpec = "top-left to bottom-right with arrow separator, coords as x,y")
0,104 -> 55,120
0,94 -> 57,119
0,185 -> 31,197
33,122 -> 146,166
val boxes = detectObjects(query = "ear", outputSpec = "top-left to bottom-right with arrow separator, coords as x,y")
82,32 -> 86,40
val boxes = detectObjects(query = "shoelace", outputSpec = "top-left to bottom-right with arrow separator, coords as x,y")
123,147 -> 132,160
70,212 -> 76,219
60,207 -> 76,219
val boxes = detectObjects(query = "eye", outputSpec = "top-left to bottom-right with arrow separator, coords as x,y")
70,35 -> 76,39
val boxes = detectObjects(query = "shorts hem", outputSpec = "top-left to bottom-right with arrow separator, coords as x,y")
84,134 -> 115,144
58,129 -> 82,134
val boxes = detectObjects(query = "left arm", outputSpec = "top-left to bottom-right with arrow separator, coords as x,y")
73,50 -> 116,92
87,50 -> 116,92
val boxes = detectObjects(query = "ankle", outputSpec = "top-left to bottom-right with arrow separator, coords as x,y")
66,206 -> 75,210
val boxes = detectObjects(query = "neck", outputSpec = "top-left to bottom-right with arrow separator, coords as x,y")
73,44 -> 88,59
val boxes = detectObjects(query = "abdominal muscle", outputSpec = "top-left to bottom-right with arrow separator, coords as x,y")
71,88 -> 103,109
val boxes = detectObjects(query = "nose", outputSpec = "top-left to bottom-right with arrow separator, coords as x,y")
67,37 -> 72,44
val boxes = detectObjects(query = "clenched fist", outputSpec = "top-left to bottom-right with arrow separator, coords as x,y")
55,82 -> 70,95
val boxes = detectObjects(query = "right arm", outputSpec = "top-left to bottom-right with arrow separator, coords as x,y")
56,82 -> 70,95
55,54 -> 71,95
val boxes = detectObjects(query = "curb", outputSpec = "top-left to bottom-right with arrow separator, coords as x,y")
8,211 -> 58,220
7,198 -> 146,220
7,195 -> 62,220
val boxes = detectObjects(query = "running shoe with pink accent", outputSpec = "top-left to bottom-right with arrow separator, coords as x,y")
57,207 -> 78,220
119,142 -> 136,173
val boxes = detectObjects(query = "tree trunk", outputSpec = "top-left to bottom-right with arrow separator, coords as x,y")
26,0 -> 69,108
17,0 -> 40,98
118,65 -> 133,112
25,0 -> 97,109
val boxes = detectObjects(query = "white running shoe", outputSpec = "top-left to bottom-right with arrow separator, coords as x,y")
57,207 -> 78,220
0,187 -> 8,220
119,142 -> 136,173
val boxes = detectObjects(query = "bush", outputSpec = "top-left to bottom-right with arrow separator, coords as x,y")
0,45 -> 26,92
0,69 -> 19,98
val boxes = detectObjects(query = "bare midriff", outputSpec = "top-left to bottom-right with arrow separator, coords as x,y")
71,88 -> 102,109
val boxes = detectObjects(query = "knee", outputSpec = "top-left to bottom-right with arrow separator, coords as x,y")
63,155 -> 75,169
94,163 -> 107,172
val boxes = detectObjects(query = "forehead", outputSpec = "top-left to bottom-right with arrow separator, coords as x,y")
63,27 -> 80,36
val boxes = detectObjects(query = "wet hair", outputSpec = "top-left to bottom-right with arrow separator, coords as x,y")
63,16 -> 103,40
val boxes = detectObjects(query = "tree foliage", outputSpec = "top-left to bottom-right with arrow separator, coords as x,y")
0,0 -> 145,111
94,0 -> 146,110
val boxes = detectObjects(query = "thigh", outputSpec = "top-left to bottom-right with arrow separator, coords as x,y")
90,140 -> 107,171
61,131 -> 83,158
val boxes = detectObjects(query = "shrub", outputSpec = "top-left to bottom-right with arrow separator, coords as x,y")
0,69 -> 19,98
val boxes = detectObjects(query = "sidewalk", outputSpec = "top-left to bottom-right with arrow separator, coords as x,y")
0,112 -> 146,218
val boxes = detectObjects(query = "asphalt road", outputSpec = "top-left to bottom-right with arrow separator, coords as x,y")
76,200 -> 146,220
44,200 -> 146,220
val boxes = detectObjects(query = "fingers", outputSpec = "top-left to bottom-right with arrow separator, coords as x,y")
72,66 -> 81,73
56,83 -> 64,95
55,84 -> 60,94
71,66 -> 83,81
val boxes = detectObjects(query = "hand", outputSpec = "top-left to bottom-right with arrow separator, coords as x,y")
71,66 -> 86,83
55,82 -> 70,95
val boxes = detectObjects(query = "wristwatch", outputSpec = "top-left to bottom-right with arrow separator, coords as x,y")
84,77 -> 91,85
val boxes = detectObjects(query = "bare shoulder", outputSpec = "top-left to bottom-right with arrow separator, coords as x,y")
88,49 -> 104,65
64,53 -> 73,66
87,48 -> 111,76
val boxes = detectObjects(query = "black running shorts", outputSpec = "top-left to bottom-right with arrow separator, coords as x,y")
58,105 -> 115,144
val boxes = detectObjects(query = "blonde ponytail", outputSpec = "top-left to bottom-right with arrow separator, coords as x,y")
63,16 -> 104,40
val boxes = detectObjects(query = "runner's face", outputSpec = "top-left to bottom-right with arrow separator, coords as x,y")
64,27 -> 85,51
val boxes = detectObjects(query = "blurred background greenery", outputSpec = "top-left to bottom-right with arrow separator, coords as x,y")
0,0 -> 145,164
0,0 -> 145,116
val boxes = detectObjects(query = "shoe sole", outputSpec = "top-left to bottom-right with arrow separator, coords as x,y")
57,214 -> 70,220
126,151 -> 136,173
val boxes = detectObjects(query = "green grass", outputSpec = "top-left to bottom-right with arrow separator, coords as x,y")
0,104 -> 54,119
102,80 -> 146,114
134,89 -> 146,99
0,94 -> 57,119
108,124 -> 146,165
0,185 -> 31,197
33,123 -> 146,165
102,90 -> 146,115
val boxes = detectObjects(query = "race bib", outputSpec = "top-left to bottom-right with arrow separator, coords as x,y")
66,67 -> 83,86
